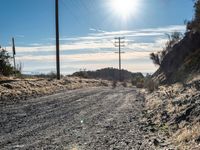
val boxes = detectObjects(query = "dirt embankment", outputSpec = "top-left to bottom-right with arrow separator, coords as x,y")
0,76 -> 110,103
153,32 -> 200,84
140,77 -> 200,149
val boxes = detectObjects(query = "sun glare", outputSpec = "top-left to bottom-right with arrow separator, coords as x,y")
110,0 -> 139,19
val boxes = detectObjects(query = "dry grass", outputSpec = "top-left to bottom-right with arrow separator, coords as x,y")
143,76 -> 200,149
166,101 -> 176,114
144,78 -> 159,92
145,94 -> 162,110
0,76 -> 111,101
173,123 -> 200,149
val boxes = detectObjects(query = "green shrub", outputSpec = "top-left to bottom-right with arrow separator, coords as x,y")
0,48 -> 14,76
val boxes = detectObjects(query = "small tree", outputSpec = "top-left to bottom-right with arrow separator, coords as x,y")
187,0 -> 200,32
150,32 -> 183,66
165,32 -> 183,52
150,53 -> 161,66
0,47 -> 13,76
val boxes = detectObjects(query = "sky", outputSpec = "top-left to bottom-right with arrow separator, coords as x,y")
0,0 -> 195,75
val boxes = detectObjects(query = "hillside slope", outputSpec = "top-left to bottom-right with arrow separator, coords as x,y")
153,32 -> 200,83
141,78 -> 200,149
145,30 -> 200,149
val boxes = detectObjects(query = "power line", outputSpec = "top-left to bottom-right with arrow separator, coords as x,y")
114,37 -> 125,81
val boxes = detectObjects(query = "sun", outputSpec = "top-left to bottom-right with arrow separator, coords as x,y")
110,0 -> 139,19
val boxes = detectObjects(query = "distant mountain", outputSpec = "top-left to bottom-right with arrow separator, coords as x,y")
72,68 -> 144,81
153,32 -> 200,83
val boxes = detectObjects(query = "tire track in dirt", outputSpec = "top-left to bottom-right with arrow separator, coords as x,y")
0,87 -> 151,150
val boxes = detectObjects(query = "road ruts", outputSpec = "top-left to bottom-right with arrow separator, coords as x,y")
0,87 -> 153,150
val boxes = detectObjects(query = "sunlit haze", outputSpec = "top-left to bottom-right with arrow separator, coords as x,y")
110,0 -> 140,19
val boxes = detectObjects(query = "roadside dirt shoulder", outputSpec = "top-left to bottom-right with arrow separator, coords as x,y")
140,79 -> 200,149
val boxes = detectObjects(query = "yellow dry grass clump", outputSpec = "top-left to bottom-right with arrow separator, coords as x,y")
173,123 -> 200,149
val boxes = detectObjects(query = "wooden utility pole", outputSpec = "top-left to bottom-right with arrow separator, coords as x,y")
12,37 -> 16,71
115,37 -> 125,81
55,0 -> 61,80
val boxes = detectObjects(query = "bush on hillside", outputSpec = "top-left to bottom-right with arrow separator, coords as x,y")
132,76 -> 145,88
0,47 -> 14,76
144,75 -> 159,92
187,0 -> 200,32
150,32 -> 183,66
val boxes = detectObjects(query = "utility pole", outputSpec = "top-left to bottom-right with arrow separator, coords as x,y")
12,37 -> 16,71
114,37 -> 125,81
55,0 -> 61,80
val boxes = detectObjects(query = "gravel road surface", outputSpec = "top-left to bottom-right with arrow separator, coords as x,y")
0,87 -> 152,150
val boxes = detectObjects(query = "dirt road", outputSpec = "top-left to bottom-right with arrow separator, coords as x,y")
0,87 -> 152,150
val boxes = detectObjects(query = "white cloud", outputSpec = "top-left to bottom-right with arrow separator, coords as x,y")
88,25 -> 185,37
16,35 -> 25,38
16,51 -> 150,62
23,61 -> 157,75
17,51 -> 157,74
7,25 -> 185,53
89,28 -> 106,33
9,25 -> 185,74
